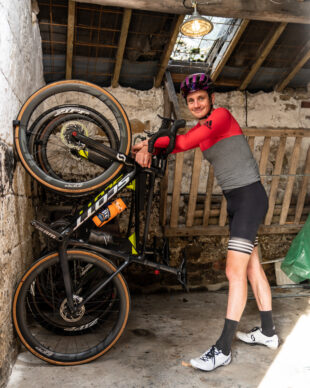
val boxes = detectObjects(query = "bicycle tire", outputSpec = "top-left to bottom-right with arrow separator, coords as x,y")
13,250 -> 130,365
14,80 -> 131,195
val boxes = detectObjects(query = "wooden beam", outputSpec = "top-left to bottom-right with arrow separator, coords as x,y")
165,71 -> 181,119
171,73 -> 241,87
154,15 -> 184,88
76,0 -> 310,24
112,9 -> 132,87
239,22 -> 287,91
66,0 -> 76,79
275,41 -> 310,92
211,19 -> 249,82
163,224 -> 302,237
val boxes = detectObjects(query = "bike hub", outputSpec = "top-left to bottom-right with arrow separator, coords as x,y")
59,295 -> 86,322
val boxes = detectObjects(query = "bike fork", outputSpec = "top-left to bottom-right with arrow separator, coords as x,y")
58,241 -> 75,312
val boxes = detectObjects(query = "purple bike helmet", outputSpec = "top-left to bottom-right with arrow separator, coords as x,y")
180,73 -> 214,99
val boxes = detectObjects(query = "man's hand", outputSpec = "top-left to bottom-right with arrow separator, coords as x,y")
135,145 -> 152,168
131,139 -> 152,168
131,139 -> 148,156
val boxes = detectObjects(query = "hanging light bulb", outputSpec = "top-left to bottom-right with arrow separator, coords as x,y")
180,1 -> 213,38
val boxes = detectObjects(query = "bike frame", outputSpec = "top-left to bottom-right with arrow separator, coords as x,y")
32,131 -> 186,313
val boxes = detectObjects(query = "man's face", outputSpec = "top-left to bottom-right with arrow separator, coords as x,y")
186,90 -> 214,120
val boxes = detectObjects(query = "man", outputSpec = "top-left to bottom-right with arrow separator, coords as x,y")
132,73 -> 279,371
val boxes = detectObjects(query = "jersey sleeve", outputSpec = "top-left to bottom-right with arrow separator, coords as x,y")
153,108 -> 234,154
153,123 -> 209,153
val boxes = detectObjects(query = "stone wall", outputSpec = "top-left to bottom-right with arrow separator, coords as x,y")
0,1 -> 44,386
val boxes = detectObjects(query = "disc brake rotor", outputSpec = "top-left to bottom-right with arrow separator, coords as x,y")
60,295 -> 86,323
60,120 -> 88,150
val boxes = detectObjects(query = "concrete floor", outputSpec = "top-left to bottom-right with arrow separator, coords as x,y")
7,288 -> 310,388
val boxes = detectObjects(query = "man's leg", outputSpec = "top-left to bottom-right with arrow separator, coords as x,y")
190,249 -> 251,371
235,246 -> 279,348
247,246 -> 272,311
215,250 -> 251,355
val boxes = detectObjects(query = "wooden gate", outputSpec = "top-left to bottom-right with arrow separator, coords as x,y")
159,128 -> 310,237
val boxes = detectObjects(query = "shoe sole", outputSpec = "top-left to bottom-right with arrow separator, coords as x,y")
236,337 -> 279,349
190,357 -> 231,372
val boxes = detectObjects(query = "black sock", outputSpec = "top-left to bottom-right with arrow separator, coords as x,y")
215,318 -> 238,356
260,310 -> 276,337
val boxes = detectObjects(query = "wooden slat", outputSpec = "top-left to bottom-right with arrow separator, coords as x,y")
211,19 -> 249,81
275,41 -> 310,92
295,146 -> 310,223
259,136 -> 271,185
243,128 -> 310,137
160,167 -> 169,226
154,15 -> 184,88
163,224 -> 303,237
159,87 -> 172,226
112,9 -> 132,87
171,73 -> 241,87
265,137 -> 287,225
66,0 -> 76,79
248,136 -> 255,153
195,205 -> 310,219
170,153 -> 184,228
203,165 -> 214,226
280,137 -> 302,224
219,196 -> 227,226
186,149 -> 203,227
239,22 -> 287,91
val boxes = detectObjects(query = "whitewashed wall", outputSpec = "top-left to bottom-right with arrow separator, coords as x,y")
0,1 -> 44,387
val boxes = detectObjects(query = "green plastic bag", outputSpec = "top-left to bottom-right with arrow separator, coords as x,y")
281,215 -> 310,283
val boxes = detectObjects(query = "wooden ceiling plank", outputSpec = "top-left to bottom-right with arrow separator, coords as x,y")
211,19 -> 249,82
154,15 -> 184,88
112,8 -> 132,87
275,41 -> 310,92
239,22 -> 287,91
171,73 -> 240,87
66,0 -> 76,79
76,0 -> 310,24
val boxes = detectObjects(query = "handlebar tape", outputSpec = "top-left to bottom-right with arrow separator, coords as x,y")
147,119 -> 186,154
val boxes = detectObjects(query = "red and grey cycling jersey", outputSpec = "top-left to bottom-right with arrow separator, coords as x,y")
155,107 -> 260,191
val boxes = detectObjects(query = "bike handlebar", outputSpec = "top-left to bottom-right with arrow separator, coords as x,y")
147,118 -> 186,155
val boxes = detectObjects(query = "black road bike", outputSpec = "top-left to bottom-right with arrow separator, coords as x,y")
12,80 -> 187,365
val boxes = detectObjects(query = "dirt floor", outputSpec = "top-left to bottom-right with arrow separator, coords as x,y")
7,288 -> 310,388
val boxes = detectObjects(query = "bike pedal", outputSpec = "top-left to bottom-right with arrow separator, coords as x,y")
31,220 -> 63,241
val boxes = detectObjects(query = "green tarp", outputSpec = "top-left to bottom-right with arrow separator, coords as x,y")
281,215 -> 310,283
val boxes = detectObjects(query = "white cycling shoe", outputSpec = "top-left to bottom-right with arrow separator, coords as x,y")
236,327 -> 279,349
190,345 -> 231,371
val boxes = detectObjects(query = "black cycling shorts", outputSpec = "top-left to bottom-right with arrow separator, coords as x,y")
223,181 -> 268,255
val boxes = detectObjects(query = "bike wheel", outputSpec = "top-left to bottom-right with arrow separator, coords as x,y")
35,113 -> 119,180
28,105 -> 120,176
14,80 -> 131,196
13,250 -> 130,365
